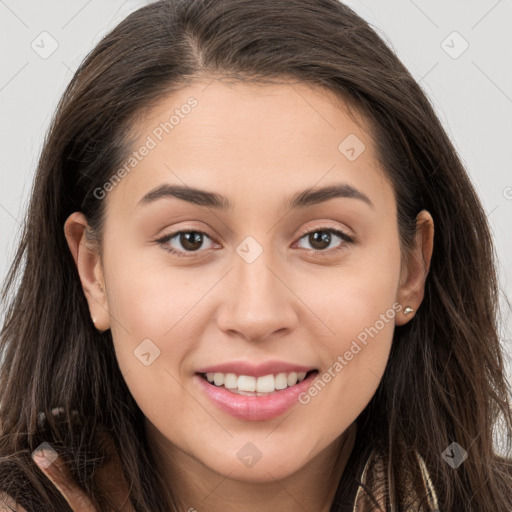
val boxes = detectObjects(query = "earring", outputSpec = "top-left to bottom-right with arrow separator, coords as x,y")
403,306 -> 414,315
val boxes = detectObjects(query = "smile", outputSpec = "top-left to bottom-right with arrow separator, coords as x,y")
201,371 -> 313,395
194,370 -> 319,421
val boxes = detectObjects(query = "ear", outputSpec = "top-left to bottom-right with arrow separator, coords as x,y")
63,212 -> 110,332
395,210 -> 434,326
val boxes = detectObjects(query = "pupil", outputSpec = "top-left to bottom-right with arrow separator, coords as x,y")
181,232 -> 203,251
310,231 -> 330,250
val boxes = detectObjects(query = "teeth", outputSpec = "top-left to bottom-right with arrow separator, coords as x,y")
238,375 -> 256,392
275,373 -> 288,390
224,373 -> 238,389
287,372 -> 298,386
204,371 -> 310,394
256,374 -> 274,393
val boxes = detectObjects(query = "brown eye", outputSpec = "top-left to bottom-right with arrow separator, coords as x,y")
307,231 -> 334,250
296,228 -> 354,254
156,230 -> 215,257
178,231 -> 205,251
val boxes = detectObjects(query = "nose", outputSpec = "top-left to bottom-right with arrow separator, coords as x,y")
215,252 -> 299,343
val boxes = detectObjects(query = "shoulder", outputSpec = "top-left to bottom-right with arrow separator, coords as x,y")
0,492 -> 28,512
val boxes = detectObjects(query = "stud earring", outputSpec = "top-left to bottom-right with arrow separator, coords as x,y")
403,306 -> 414,315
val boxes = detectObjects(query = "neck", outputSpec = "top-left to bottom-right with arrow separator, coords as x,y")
146,421 -> 358,512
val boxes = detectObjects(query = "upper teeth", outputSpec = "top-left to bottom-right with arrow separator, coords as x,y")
205,371 -> 308,393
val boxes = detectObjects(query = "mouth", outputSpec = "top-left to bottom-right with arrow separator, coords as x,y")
198,369 -> 319,396
194,361 -> 321,421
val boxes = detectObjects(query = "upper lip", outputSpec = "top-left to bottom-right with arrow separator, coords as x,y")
196,360 -> 317,377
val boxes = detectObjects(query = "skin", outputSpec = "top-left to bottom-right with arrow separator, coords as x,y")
30,78 -> 433,512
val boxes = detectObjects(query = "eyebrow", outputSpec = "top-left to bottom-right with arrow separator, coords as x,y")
137,182 -> 374,211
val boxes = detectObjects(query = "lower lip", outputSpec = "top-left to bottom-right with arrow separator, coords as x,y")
194,371 -> 318,421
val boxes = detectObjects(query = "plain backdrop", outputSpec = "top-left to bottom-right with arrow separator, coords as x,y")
0,0 -> 511,383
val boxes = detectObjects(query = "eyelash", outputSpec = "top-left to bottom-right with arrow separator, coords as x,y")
155,227 -> 355,259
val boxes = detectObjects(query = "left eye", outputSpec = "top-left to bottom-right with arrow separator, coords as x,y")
156,227 -> 354,258
295,228 -> 354,253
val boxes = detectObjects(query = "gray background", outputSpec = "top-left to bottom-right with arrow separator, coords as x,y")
1,1 -> 511,381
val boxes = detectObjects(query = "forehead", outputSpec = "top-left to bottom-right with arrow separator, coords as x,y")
105,78 -> 393,215
135,78 -> 370,152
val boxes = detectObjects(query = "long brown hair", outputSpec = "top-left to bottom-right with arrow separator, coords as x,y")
1,0 -> 511,510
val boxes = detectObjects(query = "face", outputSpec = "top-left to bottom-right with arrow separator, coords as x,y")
66,78 -> 433,484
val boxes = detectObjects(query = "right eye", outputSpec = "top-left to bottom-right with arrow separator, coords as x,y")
155,230 -> 217,258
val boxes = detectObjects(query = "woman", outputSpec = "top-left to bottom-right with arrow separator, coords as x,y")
1,0 -> 511,510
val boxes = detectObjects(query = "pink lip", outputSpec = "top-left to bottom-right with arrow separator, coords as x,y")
195,360 -> 315,377
193,370 -> 318,421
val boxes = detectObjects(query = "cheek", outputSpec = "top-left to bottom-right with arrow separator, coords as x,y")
103,260 -> 202,433
297,235 -> 401,409
305,239 -> 401,352
105,246 -> 202,335
302,278 -> 398,403
102,249 -> 210,384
